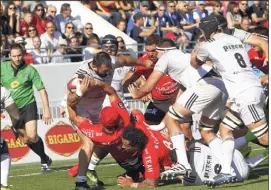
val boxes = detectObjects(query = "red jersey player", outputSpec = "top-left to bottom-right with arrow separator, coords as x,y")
117,109 -> 174,188
67,77 -> 144,190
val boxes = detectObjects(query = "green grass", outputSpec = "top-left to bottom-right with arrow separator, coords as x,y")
8,144 -> 268,190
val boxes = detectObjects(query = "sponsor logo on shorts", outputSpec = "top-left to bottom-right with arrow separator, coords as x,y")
1,125 -> 30,162
145,108 -> 157,115
45,121 -> 81,157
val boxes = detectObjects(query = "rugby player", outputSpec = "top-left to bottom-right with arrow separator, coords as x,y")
193,14 -> 268,186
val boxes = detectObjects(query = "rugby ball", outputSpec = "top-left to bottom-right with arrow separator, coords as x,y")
67,77 -> 80,92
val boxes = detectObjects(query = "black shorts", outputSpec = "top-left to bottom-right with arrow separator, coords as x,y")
0,137 -> 9,155
144,99 -> 172,125
18,101 -> 38,128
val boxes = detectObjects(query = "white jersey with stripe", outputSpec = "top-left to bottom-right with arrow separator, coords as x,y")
1,86 -> 14,112
154,49 -> 212,88
184,142 -> 248,186
196,33 -> 262,99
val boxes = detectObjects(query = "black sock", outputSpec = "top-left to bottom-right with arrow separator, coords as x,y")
28,137 -> 48,164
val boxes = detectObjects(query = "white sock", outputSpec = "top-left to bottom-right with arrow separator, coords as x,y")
234,137 -> 248,150
88,155 -> 100,171
208,137 -> 223,163
170,133 -> 191,169
221,137 -> 235,174
76,176 -> 87,182
1,154 -> 11,187
246,154 -> 266,168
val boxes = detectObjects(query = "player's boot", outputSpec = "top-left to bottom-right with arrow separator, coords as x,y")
1,185 -> 10,190
204,173 -> 237,187
41,156 -> 52,173
75,181 -> 91,190
160,163 -> 192,180
68,163 -> 79,177
86,170 -> 104,187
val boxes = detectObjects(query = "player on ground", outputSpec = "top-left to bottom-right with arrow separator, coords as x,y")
192,14 -> 268,186
67,76 -> 144,190
1,44 -> 52,173
1,85 -> 22,190
128,39 -> 228,179
117,109 -> 173,188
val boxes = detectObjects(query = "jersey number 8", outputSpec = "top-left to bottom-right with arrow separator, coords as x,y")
234,53 -> 247,68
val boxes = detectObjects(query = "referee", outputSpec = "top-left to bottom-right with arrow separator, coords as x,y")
1,43 -> 52,173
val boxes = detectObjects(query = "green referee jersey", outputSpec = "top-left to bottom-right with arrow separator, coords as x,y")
1,61 -> 45,108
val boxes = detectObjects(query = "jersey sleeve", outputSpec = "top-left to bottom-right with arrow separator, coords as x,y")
154,53 -> 169,74
142,146 -> 160,180
111,98 -> 130,127
229,28 -> 252,43
196,42 -> 210,62
30,66 -> 45,91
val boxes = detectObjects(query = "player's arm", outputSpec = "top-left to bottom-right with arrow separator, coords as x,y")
116,55 -> 153,68
67,93 -> 85,127
128,70 -> 163,99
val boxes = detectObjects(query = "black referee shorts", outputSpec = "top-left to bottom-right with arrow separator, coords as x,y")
18,101 -> 38,128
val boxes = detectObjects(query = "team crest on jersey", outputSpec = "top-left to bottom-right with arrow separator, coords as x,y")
118,102 -> 125,109
10,81 -> 20,89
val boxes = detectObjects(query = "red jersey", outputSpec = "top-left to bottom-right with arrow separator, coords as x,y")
134,119 -> 172,180
132,54 -> 179,101
32,15 -> 46,35
19,20 -> 33,36
248,48 -> 268,74
24,53 -> 34,64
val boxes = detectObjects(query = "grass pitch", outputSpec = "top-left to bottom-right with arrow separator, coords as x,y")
9,144 -> 268,190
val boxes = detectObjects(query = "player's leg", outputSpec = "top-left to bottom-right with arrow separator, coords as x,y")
1,138 -> 11,190
23,102 -> 51,173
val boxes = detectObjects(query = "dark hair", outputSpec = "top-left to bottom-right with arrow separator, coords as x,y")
10,43 -> 24,53
145,34 -> 161,46
122,126 -> 147,151
87,34 -> 99,45
26,25 -> 38,37
157,38 -> 175,48
61,3 -> 71,13
227,2 -> 238,14
45,20 -> 55,28
117,18 -> 126,26
93,52 -> 112,67
34,3 -> 45,18
74,32 -> 83,37
4,2 -> 16,17
134,12 -> 143,23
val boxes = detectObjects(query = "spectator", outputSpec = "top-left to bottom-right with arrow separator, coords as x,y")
238,1 -> 250,19
1,34 -> 9,58
153,5 -> 181,37
62,22 -> 75,40
119,1 -> 134,18
248,1 -> 267,25
226,2 -> 242,28
80,0 -> 97,11
67,36 -> 83,62
210,1 -> 223,16
32,3 -> 46,35
83,23 -> 99,45
126,1 -> 153,36
13,0 -> 23,18
193,1 -> 209,23
74,32 -> 85,46
51,38 -> 71,63
240,18 -> 253,31
1,2 -> 20,36
40,20 -> 63,56
96,1 -> 122,25
177,2 -> 198,41
83,34 -> 101,60
29,36 -> 49,64
19,12 -> 34,37
25,25 -> 38,52
46,4 -> 57,21
116,36 -> 130,55
54,3 -> 83,34
117,19 -> 127,33
23,0 -> 47,12
14,36 -> 34,64
130,12 -> 156,53
165,1 -> 180,28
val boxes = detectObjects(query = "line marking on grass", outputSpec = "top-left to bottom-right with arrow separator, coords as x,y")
10,163 -> 118,178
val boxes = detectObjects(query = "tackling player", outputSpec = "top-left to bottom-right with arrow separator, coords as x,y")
193,14 -> 268,186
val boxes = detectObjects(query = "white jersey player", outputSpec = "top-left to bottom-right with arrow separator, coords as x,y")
193,14 -> 268,186
128,39 -> 228,179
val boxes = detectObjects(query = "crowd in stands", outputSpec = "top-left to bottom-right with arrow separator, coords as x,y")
0,0 -> 269,64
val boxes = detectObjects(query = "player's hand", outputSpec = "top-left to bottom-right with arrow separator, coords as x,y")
143,60 -> 153,68
43,109 -> 52,125
80,77 -> 90,95
117,175 -> 133,187
60,107 -> 66,118
141,93 -> 153,103
128,84 -> 139,99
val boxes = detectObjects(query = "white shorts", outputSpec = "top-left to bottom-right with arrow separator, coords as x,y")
230,87 -> 265,126
232,150 -> 250,180
176,77 -> 228,120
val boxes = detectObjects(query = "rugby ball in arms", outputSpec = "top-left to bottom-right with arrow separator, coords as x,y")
67,77 -> 81,92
